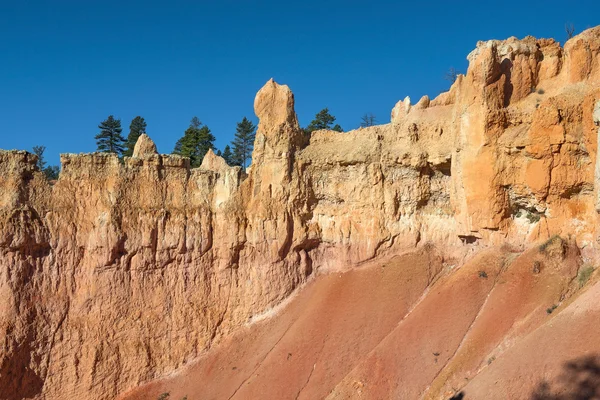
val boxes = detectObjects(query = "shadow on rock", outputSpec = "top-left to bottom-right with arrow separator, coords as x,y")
531,355 -> 600,400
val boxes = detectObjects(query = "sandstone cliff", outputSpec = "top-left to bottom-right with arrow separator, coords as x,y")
1,27 -> 599,400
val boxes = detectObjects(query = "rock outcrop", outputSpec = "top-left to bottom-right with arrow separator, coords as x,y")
132,133 -> 158,158
1,27 -> 600,400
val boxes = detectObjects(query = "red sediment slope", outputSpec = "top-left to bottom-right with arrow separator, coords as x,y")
120,249 -> 442,400
121,240 -> 596,400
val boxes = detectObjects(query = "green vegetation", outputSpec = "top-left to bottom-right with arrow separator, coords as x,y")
173,117 -> 215,168
526,212 -> 541,224
546,304 -> 558,314
231,117 -> 256,168
478,270 -> 488,279
44,165 -> 60,180
578,265 -> 595,288
305,108 -> 342,134
221,145 -> 234,166
514,208 -> 542,224
514,210 -> 522,218
123,116 -> 147,157
62,105 -> 345,170
96,115 -> 126,155
33,145 -> 47,171
32,145 -> 60,180
539,235 -> 563,253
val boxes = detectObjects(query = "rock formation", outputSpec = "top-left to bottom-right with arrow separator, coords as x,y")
0,27 -> 599,400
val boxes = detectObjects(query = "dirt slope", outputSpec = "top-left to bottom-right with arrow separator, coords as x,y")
120,239 -> 593,400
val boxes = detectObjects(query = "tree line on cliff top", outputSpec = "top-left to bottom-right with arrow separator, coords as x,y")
31,19 -> 584,179
89,108 -> 357,169
89,114 -> 257,169
33,107 -> 379,179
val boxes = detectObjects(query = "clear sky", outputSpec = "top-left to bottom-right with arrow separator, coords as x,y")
1,0 -> 599,166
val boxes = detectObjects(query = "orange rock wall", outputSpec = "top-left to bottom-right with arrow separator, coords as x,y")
1,27 -> 599,400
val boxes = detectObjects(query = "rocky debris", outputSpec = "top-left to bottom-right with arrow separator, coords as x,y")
0,27 -> 600,400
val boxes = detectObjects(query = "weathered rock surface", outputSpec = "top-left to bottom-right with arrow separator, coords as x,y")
131,133 -> 158,158
1,27 -> 600,400
122,239 -> 584,400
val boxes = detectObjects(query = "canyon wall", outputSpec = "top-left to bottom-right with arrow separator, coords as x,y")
0,27 -> 599,399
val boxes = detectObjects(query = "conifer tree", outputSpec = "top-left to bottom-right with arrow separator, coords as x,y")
124,116 -> 147,157
32,145 -> 47,171
305,108 -> 342,133
173,138 -> 183,155
222,145 -> 233,166
32,145 -> 60,180
95,115 -> 126,155
44,166 -> 60,180
232,117 -> 256,169
172,117 -> 215,168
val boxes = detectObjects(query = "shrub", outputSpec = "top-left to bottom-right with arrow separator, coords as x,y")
546,304 -> 558,314
526,212 -> 541,224
539,235 -> 562,253
515,210 -> 523,218
157,393 -> 170,400
478,270 -> 488,279
578,265 -> 595,288
537,88 -> 545,94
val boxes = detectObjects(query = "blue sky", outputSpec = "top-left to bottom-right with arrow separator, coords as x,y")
1,1 -> 599,166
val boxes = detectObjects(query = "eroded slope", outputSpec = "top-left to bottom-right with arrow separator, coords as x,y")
121,237 -> 587,400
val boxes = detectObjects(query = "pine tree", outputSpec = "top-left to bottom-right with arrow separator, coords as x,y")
44,165 -> 60,180
32,145 -> 60,180
124,116 -> 147,157
172,117 -> 215,168
190,116 -> 202,129
32,145 -> 47,171
173,138 -> 183,154
222,145 -> 233,166
232,117 -> 256,169
305,108 -> 342,133
96,115 -> 126,155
